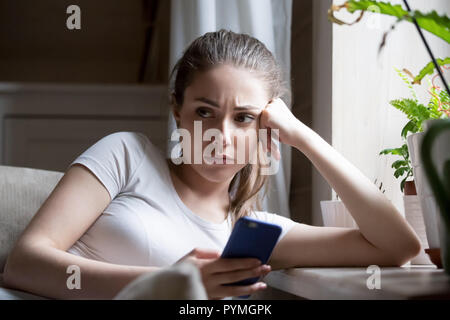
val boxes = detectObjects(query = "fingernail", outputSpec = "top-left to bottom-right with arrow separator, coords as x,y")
259,283 -> 267,289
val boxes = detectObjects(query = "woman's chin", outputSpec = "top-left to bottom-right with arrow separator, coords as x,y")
192,163 -> 244,183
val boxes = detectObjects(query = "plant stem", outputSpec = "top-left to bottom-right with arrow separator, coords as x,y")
402,0 -> 450,97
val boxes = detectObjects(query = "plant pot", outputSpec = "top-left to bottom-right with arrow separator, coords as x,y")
403,193 -> 433,265
320,200 -> 358,228
424,248 -> 442,268
407,132 -> 442,251
403,180 -> 417,196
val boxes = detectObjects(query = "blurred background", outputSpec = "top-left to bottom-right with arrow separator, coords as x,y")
0,0 -> 448,227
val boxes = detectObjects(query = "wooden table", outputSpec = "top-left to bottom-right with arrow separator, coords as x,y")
252,265 -> 450,299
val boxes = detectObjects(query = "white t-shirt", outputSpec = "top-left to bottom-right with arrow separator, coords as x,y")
66,131 -> 297,267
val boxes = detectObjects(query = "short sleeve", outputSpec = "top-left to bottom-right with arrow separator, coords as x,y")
251,211 -> 297,242
67,131 -> 149,200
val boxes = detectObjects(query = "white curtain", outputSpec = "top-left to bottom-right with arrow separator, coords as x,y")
168,0 -> 293,218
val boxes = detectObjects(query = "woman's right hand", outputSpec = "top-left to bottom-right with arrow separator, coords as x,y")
175,248 -> 272,300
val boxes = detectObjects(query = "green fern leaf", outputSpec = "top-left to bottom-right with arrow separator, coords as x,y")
379,147 -> 403,155
401,120 -> 419,138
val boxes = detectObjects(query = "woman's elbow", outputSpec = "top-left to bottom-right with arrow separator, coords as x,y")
3,251 -> 21,289
390,236 -> 422,267
2,244 -> 34,290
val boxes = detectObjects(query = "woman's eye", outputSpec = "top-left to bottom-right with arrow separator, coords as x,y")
235,114 -> 255,123
196,108 -> 213,118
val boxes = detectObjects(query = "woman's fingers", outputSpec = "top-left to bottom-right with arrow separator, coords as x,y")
175,248 -> 220,267
218,281 -> 267,298
191,248 -> 221,259
213,264 -> 271,285
207,257 -> 261,274
259,97 -> 302,149
259,110 -> 282,161
181,250 -> 271,299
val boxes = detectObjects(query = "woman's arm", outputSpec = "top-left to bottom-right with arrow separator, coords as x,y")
3,242 -> 159,299
2,164 -> 159,299
292,119 -> 421,261
261,99 -> 421,269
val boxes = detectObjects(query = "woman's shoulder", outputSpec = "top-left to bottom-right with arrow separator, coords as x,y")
96,131 -> 162,159
101,131 -> 151,150
68,131 -> 159,199
100,130 -> 166,171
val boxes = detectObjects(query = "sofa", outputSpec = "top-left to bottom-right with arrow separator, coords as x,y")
0,164 -> 208,300
0,165 -> 64,299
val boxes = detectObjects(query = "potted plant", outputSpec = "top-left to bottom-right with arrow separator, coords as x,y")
379,69 -> 450,264
328,0 -> 450,266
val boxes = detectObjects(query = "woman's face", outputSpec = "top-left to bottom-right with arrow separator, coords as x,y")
172,64 -> 270,183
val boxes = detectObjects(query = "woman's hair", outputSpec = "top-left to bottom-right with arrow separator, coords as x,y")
169,29 -> 289,228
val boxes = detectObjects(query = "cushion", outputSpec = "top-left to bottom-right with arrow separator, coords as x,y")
0,165 -> 63,273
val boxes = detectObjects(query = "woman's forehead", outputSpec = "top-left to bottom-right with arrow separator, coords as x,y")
184,65 -> 269,107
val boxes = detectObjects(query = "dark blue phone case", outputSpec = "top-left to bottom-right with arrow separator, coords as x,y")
221,216 -> 282,298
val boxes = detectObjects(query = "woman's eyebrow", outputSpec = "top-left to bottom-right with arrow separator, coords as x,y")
195,97 -> 220,107
235,105 -> 261,111
194,97 -> 261,110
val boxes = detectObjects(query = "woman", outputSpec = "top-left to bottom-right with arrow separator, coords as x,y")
3,30 -> 421,300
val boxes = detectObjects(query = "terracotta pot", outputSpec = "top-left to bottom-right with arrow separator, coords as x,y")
403,180 -> 417,196
425,248 -> 442,268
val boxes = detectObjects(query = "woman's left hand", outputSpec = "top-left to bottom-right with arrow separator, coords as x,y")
259,98 -> 303,160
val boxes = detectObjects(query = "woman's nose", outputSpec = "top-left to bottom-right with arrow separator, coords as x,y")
218,120 -> 233,147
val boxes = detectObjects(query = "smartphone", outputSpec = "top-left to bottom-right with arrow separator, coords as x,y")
221,216 -> 282,297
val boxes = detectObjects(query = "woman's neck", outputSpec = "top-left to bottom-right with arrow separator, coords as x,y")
166,159 -> 232,217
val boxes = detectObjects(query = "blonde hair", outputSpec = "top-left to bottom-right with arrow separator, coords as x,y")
169,29 -> 289,228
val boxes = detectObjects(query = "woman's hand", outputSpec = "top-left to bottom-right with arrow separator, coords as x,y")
259,98 -> 309,159
175,248 -> 271,300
